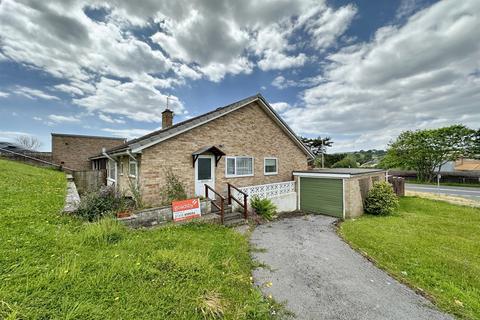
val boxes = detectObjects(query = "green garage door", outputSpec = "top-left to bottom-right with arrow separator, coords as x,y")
300,177 -> 343,218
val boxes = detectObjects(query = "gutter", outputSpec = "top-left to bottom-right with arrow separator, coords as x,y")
102,148 -> 116,162
126,150 -> 137,161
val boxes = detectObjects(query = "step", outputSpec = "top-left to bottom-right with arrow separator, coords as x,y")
223,218 -> 247,227
223,212 -> 243,221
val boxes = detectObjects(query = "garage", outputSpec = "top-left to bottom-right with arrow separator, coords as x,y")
293,168 -> 387,219
299,177 -> 344,218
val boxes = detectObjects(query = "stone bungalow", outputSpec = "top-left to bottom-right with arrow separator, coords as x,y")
90,94 -> 314,207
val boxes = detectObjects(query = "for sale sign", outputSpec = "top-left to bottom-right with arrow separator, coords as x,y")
172,198 -> 201,222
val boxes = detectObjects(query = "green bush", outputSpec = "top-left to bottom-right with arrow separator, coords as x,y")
161,169 -> 187,205
364,181 -> 399,216
75,187 -> 127,221
250,196 -> 277,220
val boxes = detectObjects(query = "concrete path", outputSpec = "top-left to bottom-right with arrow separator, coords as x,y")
251,215 -> 453,320
406,183 -> 480,201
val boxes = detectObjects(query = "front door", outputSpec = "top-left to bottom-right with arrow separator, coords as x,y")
195,155 -> 215,198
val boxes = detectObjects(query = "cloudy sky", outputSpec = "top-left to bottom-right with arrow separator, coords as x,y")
0,0 -> 479,152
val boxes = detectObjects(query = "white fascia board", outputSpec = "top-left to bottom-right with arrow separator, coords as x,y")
293,172 -> 351,179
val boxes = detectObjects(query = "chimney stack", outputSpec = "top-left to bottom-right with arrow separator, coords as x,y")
162,109 -> 173,129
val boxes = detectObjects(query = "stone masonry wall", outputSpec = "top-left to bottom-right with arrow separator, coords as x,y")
52,134 -> 125,171
344,172 -> 386,218
138,101 -> 309,207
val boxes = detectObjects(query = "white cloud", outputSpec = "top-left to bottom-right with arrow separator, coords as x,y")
396,0 -> 420,20
13,86 -> 59,101
33,116 -> 42,121
0,130 -> 31,141
283,0 -> 480,152
303,4 -> 357,50
0,91 -> 9,98
73,77 -> 185,122
270,102 -> 291,113
0,0 -> 357,123
53,84 -> 84,96
271,75 -> 323,89
48,114 -> 80,123
98,113 -> 126,124
101,128 -> 151,140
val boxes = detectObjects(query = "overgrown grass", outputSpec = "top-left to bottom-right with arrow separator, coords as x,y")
340,197 -> 480,319
0,159 -> 278,319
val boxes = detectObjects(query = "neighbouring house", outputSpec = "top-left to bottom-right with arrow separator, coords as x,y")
0,141 -> 31,154
90,94 -> 314,207
52,133 -> 126,171
454,158 -> 480,171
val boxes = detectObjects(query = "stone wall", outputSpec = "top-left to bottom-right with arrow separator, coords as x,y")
344,172 -> 386,218
119,200 -> 215,228
138,101 -> 309,207
52,133 -> 125,171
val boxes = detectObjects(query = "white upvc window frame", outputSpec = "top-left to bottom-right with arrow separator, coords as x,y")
129,159 -> 138,178
225,156 -> 254,178
107,159 -> 117,182
264,157 -> 278,175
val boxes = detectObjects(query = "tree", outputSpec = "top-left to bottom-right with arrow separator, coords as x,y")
15,135 -> 42,151
324,153 -> 348,167
332,155 -> 358,168
382,125 -> 479,182
301,136 -> 333,156
301,136 -> 333,168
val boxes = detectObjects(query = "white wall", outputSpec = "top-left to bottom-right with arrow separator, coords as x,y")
233,192 -> 297,213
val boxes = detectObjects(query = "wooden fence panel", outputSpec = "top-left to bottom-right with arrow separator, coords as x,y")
73,170 -> 107,194
388,176 -> 405,197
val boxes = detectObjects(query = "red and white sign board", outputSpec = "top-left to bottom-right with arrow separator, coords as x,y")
172,198 -> 201,222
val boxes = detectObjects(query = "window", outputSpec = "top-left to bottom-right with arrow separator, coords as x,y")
108,160 -> 116,181
119,162 -> 124,176
264,158 -> 278,175
129,160 -> 137,178
225,156 -> 254,177
197,157 -> 212,180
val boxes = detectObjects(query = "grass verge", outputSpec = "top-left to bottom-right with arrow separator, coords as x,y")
0,159 -> 278,319
339,197 -> 480,319
406,180 -> 480,188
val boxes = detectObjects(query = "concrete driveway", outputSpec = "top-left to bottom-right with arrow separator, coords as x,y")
250,215 -> 453,320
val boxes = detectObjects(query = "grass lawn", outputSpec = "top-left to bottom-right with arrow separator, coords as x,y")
0,159 -> 277,319
339,197 -> 480,320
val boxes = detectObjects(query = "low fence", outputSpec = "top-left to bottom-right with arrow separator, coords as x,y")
0,148 -> 64,170
388,176 -> 405,196
72,170 -> 107,194
233,180 -> 297,212
389,170 -> 480,184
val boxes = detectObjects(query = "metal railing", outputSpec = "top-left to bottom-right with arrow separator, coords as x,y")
227,183 -> 248,219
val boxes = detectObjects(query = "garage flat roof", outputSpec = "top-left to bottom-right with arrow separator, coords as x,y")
293,168 -> 386,178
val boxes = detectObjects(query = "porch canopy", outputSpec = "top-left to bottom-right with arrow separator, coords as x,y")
192,145 -> 225,167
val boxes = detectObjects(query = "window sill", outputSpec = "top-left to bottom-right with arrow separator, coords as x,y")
107,178 -> 116,182
264,172 -> 278,176
225,174 -> 254,178
129,175 -> 136,178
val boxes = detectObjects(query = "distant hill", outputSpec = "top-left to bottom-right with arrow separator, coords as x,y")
322,149 -> 386,168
